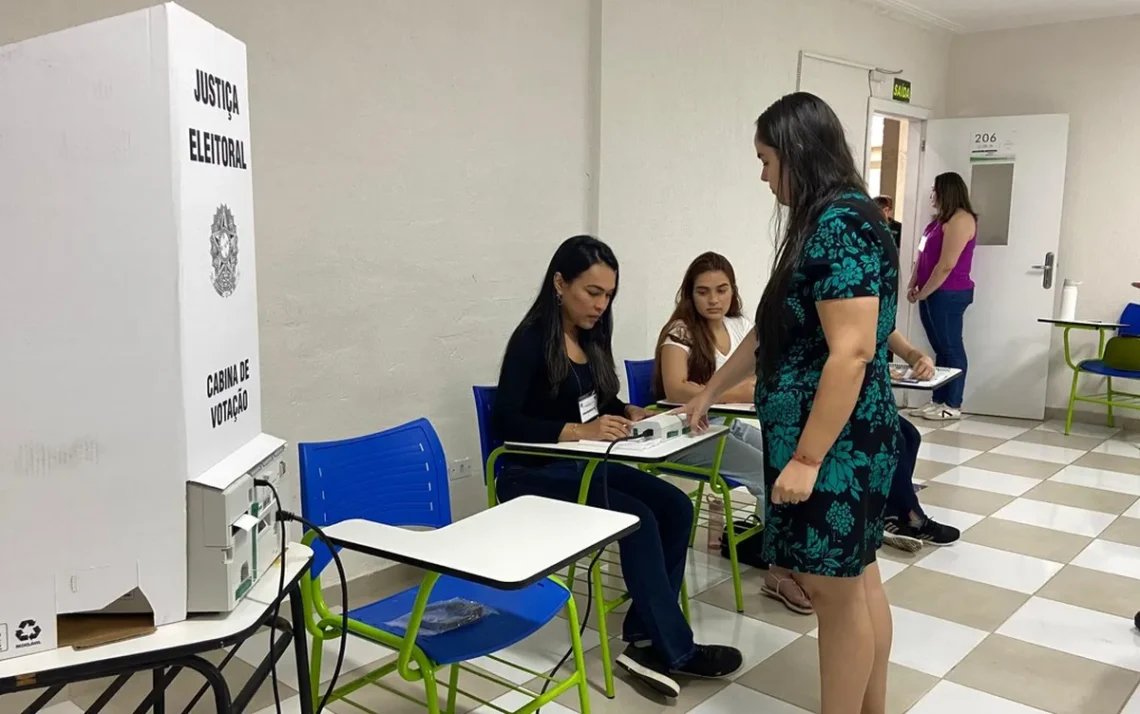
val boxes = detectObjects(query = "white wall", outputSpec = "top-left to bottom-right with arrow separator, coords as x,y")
598,0 -> 951,364
946,16 -> 1140,411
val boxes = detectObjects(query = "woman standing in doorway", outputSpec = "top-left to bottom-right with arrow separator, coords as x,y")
909,172 -> 977,421
682,92 -> 900,714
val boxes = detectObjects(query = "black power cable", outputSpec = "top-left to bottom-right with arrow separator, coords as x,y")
253,479 -> 289,714
254,480 -> 350,714
536,434 -> 646,713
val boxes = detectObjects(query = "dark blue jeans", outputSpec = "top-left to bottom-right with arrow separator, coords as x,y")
496,460 -> 696,668
887,417 -> 925,522
920,288 -> 974,408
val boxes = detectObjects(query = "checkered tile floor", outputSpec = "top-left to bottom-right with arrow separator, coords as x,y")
9,416 -> 1140,714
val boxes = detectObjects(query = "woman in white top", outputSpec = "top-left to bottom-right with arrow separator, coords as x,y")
654,252 -> 812,615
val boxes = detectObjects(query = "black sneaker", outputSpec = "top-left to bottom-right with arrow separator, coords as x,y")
615,645 -> 680,698
913,516 -> 960,546
883,516 -> 923,553
672,644 -> 744,679
884,515 -> 960,551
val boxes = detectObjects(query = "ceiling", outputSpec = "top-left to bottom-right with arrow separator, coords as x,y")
876,0 -> 1140,31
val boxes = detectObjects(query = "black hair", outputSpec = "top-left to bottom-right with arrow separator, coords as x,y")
515,235 -> 621,401
933,172 -> 977,224
753,92 -> 867,381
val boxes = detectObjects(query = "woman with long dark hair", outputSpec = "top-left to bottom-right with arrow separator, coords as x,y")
681,93 -> 899,714
654,251 -> 812,615
908,171 -> 977,421
492,235 -> 742,699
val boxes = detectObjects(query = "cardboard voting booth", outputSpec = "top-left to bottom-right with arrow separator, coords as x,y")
0,3 -> 262,661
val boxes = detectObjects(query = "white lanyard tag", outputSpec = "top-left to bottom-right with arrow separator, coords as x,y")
578,391 -> 600,423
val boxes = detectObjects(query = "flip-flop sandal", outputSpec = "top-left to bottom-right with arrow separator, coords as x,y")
762,575 -> 814,615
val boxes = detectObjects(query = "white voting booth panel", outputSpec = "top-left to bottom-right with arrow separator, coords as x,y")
0,4 -> 261,661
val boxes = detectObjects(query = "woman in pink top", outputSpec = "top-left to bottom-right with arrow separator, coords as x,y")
907,172 -> 977,420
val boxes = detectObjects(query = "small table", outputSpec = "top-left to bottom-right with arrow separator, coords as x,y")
889,366 -> 964,392
321,495 -> 639,590
0,544 -> 315,714
656,401 -> 756,418
1038,318 -> 1128,370
502,427 -> 728,466
653,366 -> 966,412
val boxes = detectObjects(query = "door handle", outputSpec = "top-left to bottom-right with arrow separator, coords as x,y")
1030,252 -> 1055,289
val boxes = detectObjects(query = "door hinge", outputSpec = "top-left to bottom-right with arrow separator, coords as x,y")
920,139 -> 926,151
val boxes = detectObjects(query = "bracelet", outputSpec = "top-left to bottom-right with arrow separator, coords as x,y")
792,450 -> 822,467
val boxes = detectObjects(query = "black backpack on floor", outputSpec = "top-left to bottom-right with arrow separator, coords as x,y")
719,515 -> 768,569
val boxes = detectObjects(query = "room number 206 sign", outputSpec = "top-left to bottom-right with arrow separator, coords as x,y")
972,132 -> 999,153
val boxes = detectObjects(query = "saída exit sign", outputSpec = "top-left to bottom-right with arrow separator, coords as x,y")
892,78 -> 912,103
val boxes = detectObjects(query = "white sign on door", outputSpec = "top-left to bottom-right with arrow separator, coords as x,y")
970,131 -> 1016,161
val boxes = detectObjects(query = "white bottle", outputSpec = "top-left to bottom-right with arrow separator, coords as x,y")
1060,279 -> 1081,321
707,496 -> 725,550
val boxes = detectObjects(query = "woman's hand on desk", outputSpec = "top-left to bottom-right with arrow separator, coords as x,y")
677,390 -> 713,434
579,415 -> 632,442
908,354 -> 936,381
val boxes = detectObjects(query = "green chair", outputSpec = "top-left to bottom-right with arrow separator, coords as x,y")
473,385 -> 688,699
1065,303 -> 1140,434
297,419 -> 593,714
624,359 -> 762,614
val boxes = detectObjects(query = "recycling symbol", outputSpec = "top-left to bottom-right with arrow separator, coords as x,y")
15,620 -> 40,642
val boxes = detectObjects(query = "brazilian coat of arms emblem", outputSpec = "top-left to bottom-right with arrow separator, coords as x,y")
210,204 -> 239,298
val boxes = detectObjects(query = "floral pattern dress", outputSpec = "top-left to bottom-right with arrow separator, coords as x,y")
756,193 -> 900,578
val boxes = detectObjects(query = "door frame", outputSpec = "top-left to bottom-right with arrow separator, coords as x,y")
862,99 -> 932,178
863,99 -> 932,406
862,99 -> 933,258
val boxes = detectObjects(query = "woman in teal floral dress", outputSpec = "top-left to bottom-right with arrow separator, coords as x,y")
682,92 -> 899,714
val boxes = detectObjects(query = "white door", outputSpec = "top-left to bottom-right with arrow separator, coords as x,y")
914,115 -> 1069,420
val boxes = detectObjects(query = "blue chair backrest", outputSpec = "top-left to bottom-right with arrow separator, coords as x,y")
1120,303 -> 1140,338
298,418 -> 451,577
624,359 -> 656,407
472,386 -> 502,483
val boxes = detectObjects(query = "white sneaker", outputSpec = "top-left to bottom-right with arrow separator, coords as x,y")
908,402 -> 941,417
923,405 -> 962,422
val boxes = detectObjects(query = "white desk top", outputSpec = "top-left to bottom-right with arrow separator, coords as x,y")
658,367 -> 965,405
0,544 -> 312,681
503,426 -> 728,464
321,496 -> 639,590
656,401 -> 756,416
889,366 -> 963,391
1038,318 -> 1127,329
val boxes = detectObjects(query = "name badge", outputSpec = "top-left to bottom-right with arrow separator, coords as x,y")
578,391 -> 599,423
917,232 -> 930,253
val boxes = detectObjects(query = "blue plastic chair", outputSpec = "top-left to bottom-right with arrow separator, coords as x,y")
1065,303 -> 1140,433
472,386 -> 504,507
1120,302 -> 1140,337
296,418 -> 591,714
624,359 -> 656,408
623,359 -> 757,613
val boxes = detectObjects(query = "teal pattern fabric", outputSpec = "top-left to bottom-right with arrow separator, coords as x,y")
755,192 -> 900,578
